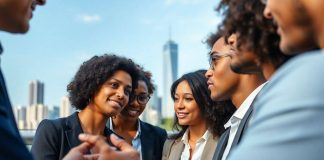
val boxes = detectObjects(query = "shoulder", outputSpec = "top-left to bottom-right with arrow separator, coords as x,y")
140,120 -> 167,136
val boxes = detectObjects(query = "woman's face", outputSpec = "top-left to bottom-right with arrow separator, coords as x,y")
174,80 -> 205,126
92,70 -> 132,117
120,80 -> 150,121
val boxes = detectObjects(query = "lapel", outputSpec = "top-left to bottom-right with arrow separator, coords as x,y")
140,120 -> 154,160
212,127 -> 230,160
230,106 -> 253,149
201,135 -> 218,160
64,112 -> 84,150
169,138 -> 184,160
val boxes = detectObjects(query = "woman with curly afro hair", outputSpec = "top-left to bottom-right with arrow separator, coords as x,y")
162,70 -> 235,160
31,54 -> 140,160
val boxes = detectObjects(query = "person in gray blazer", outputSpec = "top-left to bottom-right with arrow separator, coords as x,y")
31,54 -> 140,160
162,70 -> 235,160
108,65 -> 167,160
226,0 -> 324,159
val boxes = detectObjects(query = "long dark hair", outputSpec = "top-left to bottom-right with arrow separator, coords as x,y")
170,70 -> 235,139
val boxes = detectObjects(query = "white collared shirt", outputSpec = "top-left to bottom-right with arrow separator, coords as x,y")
180,129 -> 211,160
109,118 -> 142,160
221,82 -> 266,160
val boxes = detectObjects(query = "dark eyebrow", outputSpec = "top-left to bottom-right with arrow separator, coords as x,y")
111,78 -> 132,89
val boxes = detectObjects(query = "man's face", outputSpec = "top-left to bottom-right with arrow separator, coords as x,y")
205,37 -> 240,101
263,0 -> 317,55
228,34 -> 261,74
0,0 -> 46,33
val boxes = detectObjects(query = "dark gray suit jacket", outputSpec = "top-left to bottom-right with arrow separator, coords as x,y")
31,112 -> 114,160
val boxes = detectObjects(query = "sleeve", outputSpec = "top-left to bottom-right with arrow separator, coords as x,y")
31,119 -> 60,160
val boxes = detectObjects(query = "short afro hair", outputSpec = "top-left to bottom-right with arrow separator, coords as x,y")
67,54 -> 140,110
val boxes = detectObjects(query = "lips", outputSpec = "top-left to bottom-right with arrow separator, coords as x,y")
177,112 -> 188,119
108,99 -> 122,109
207,80 -> 214,89
126,108 -> 140,117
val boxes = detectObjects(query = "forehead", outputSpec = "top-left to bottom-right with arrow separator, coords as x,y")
176,80 -> 192,94
110,70 -> 132,86
211,37 -> 230,54
135,80 -> 148,92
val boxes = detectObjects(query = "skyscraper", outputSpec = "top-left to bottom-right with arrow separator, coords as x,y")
162,39 -> 178,119
60,96 -> 75,118
29,80 -> 44,106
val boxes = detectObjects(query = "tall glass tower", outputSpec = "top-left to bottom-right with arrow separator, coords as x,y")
162,39 -> 178,119
29,80 -> 44,106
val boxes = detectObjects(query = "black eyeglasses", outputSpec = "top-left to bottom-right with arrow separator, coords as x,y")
208,52 -> 232,70
131,94 -> 151,105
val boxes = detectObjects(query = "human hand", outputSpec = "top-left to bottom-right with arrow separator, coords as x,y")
78,133 -> 139,160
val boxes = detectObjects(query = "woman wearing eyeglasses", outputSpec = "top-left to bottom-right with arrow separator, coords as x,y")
108,65 -> 167,160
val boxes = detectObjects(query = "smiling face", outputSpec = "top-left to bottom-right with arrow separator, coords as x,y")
0,0 -> 46,33
205,37 -> 240,101
119,80 -> 149,121
92,70 -> 132,117
174,80 -> 205,126
263,0 -> 317,54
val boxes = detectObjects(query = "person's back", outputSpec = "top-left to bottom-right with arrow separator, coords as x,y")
0,0 -> 45,159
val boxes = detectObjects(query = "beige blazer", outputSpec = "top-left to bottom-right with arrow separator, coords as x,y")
162,133 -> 218,160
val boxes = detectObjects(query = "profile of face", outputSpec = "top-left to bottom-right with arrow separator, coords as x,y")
92,70 -> 132,117
228,34 -> 260,74
0,0 -> 46,33
205,37 -> 240,101
120,80 -> 150,121
174,80 -> 204,126
263,0 -> 316,54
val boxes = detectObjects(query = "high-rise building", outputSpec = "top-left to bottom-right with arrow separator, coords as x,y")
26,104 -> 48,129
60,96 -> 76,118
48,106 -> 60,119
14,105 -> 27,129
140,85 -> 162,125
162,39 -> 178,119
29,80 -> 44,106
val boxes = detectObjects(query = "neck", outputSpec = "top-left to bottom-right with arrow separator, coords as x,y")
231,73 -> 266,108
112,115 -> 138,132
261,62 -> 276,80
78,105 -> 107,135
188,121 -> 208,142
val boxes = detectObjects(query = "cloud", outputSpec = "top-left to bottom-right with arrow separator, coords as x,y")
77,14 -> 101,23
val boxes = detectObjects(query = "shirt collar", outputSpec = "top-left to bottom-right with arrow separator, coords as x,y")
181,129 -> 211,144
224,82 -> 267,129
109,117 -> 141,137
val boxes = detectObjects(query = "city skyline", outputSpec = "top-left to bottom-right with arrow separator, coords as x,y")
0,0 -> 221,107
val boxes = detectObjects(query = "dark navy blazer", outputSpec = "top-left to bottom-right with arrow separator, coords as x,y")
0,68 -> 33,159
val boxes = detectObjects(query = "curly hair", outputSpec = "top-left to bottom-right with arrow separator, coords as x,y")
217,0 -> 290,68
136,65 -> 155,95
170,70 -> 235,139
67,54 -> 140,110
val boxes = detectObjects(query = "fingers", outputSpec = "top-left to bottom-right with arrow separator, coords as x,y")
110,134 -> 133,151
83,154 -> 100,160
79,134 -> 112,153
73,142 -> 92,154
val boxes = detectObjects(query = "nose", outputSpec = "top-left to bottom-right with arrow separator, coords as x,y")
116,88 -> 126,100
174,100 -> 184,110
205,69 -> 212,78
36,0 -> 46,5
263,5 -> 272,19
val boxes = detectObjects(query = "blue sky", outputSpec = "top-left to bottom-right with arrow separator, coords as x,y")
0,0 -> 222,108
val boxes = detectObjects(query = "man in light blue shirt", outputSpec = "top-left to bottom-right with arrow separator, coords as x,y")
227,0 -> 324,159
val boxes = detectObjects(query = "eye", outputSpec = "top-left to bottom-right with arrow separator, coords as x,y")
184,97 -> 194,102
174,97 -> 179,102
110,82 -> 119,89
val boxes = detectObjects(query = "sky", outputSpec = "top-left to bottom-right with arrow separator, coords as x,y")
0,0 -> 222,108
